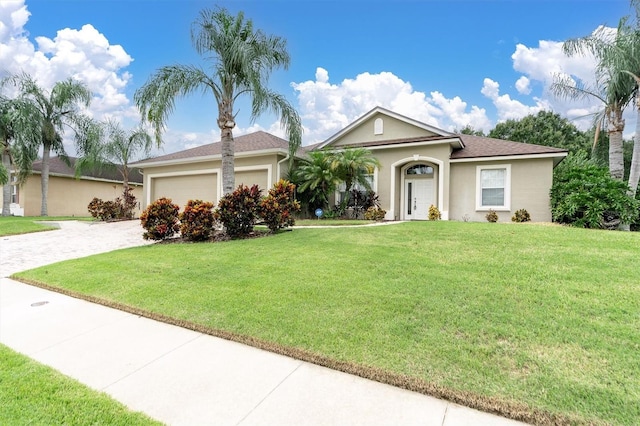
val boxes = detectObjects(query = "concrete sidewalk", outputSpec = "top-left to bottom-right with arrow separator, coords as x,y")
0,221 -> 528,425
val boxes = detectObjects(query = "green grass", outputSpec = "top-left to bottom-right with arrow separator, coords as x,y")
0,216 -> 94,236
294,218 -> 375,226
0,344 -> 161,426
13,222 -> 640,425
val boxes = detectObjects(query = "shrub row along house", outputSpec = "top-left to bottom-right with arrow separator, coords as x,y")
135,107 -> 567,222
0,156 -> 143,217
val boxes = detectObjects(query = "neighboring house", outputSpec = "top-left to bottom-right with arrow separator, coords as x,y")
136,107 -> 568,222
0,156 -> 143,217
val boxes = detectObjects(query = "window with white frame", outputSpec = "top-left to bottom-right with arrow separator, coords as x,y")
476,165 -> 510,210
10,175 -> 18,204
337,172 -> 375,203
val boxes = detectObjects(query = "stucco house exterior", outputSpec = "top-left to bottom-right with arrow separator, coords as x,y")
136,107 -> 568,222
1,156 -> 143,217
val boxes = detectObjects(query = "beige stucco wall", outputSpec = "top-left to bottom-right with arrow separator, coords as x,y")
331,113 -> 437,147
449,158 -> 555,222
141,152 -> 287,209
19,175 -> 143,217
365,143 -> 452,220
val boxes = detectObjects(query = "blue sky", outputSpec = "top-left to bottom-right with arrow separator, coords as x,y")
0,0 -> 635,156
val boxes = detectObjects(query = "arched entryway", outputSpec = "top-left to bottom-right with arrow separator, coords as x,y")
402,163 -> 437,220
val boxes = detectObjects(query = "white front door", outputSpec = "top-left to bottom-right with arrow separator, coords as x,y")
405,179 -> 433,220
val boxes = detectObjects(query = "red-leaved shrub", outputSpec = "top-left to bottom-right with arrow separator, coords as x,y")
140,197 -> 180,240
259,179 -> 300,232
179,199 -> 216,241
214,184 -> 262,238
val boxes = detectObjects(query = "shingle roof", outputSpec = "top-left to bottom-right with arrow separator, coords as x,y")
134,131 -> 296,165
31,157 -> 143,184
452,134 -> 568,159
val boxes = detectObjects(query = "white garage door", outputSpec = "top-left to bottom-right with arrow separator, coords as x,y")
151,173 -> 217,210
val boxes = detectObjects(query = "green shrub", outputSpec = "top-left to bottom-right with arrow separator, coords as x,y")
551,153 -> 639,229
259,180 -> 301,233
485,209 -> 498,223
428,204 -> 441,221
179,199 -> 216,241
214,184 -> 262,238
364,206 -> 386,221
140,197 -> 180,240
511,208 -> 531,223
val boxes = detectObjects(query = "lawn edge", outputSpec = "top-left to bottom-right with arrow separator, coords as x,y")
11,277 -> 591,426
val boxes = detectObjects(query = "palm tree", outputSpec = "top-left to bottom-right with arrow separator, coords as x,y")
4,73 -> 93,216
293,150 -> 342,209
76,119 -> 153,194
330,147 -> 381,211
135,7 -> 302,196
555,23 -> 635,181
0,94 -> 41,216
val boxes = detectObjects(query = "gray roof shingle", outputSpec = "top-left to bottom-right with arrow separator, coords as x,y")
31,157 -> 143,184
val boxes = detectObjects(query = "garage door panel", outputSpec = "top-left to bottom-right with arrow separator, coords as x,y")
152,174 -> 217,209
235,170 -> 269,193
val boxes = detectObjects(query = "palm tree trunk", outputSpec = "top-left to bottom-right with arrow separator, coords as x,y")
628,100 -> 640,199
2,147 -> 11,216
40,143 -> 50,216
608,108 -> 625,180
221,126 -> 235,195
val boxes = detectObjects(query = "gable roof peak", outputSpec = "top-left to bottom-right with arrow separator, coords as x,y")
319,106 -> 453,149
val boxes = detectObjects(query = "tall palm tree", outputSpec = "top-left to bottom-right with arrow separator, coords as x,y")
135,7 -> 302,196
0,94 -> 41,216
555,23 -> 635,181
76,119 -> 153,194
4,73 -> 93,216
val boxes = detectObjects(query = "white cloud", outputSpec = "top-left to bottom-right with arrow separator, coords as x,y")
0,0 -> 137,153
292,67 -> 492,144
515,76 -> 531,95
481,78 -> 550,122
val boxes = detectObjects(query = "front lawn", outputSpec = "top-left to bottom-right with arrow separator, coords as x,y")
0,216 -> 94,236
0,344 -> 160,425
13,222 -> 640,425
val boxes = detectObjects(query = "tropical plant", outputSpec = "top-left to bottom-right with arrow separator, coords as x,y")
485,209 -> 498,223
140,197 -> 181,240
292,150 -> 341,212
0,94 -> 41,216
511,209 -> 531,223
556,10 -> 640,182
550,152 -> 639,229
428,204 -> 441,221
179,199 -> 216,241
135,7 -> 302,196
364,206 -> 386,221
330,147 -> 381,211
76,119 -> 153,195
259,179 -> 300,232
214,184 -> 262,238
2,73 -> 93,216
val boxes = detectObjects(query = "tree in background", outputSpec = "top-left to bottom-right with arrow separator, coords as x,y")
3,73 -> 93,216
76,119 -> 153,194
135,7 -> 302,196
455,125 -> 485,136
0,95 -> 41,216
488,111 -> 591,155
